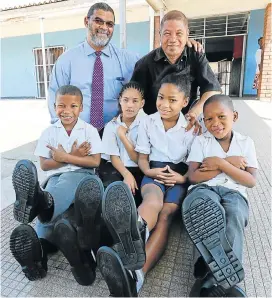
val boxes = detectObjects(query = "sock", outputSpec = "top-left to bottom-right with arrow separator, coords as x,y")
135,269 -> 145,293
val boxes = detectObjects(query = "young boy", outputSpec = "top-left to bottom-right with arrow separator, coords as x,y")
183,94 -> 258,297
10,85 -> 104,285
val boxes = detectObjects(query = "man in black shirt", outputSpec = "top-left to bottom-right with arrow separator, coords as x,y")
131,10 -> 221,130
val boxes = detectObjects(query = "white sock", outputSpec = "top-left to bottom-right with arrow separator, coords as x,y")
129,269 -> 145,293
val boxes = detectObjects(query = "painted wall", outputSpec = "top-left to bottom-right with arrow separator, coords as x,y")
243,9 -> 265,95
1,21 -> 150,98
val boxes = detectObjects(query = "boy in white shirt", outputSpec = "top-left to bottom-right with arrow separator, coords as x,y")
10,85 -> 103,286
97,70 -> 195,296
183,95 -> 258,297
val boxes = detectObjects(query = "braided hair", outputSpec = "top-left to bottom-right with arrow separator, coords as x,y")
116,81 -> 144,116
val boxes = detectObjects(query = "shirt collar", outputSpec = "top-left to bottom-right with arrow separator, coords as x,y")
53,118 -> 85,130
203,130 -> 246,142
150,111 -> 188,130
154,46 -> 188,63
115,109 -> 147,127
83,40 -> 111,57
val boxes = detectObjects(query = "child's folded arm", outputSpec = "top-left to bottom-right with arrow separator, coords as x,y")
65,153 -> 101,168
39,157 -> 65,171
188,161 -> 222,184
138,153 -> 151,176
118,133 -> 138,163
218,159 -> 257,188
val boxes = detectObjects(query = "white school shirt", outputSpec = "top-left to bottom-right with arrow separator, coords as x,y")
102,109 -> 147,167
34,118 -> 103,176
255,49 -> 262,73
135,112 -> 195,164
186,130 -> 258,197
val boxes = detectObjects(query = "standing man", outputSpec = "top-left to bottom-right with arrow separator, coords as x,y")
48,3 -> 202,130
131,10 -> 222,131
48,2 -> 139,130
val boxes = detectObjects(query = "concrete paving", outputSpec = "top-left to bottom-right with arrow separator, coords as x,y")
1,99 -> 271,297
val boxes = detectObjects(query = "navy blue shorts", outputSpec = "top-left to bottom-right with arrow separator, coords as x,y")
141,161 -> 189,206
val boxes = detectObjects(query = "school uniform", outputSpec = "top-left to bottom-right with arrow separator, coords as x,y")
100,109 -> 147,206
185,130 -> 258,275
34,118 -> 103,241
135,111 -> 195,205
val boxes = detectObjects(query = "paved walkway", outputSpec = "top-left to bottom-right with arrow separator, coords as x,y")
1,100 -> 271,297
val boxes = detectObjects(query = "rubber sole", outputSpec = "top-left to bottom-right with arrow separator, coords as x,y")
97,246 -> 137,297
102,181 -> 145,271
74,175 -> 104,249
183,196 -> 244,290
53,219 -> 95,286
10,224 -> 47,281
12,160 -> 39,223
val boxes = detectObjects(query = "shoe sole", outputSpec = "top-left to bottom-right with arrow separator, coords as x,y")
97,246 -> 136,297
102,181 -> 145,271
12,160 -> 38,223
53,219 -> 95,286
74,175 -> 104,249
183,196 -> 244,290
10,224 -> 46,281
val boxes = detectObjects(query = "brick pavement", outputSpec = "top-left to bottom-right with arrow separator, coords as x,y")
1,100 -> 271,297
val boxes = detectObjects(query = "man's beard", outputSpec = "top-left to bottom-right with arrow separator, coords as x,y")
89,26 -> 112,47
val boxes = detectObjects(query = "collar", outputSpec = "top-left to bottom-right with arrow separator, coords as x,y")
202,130 -> 247,141
115,109 -> 147,128
154,46 -> 188,63
83,40 -> 111,57
53,118 -> 85,130
150,112 -> 188,130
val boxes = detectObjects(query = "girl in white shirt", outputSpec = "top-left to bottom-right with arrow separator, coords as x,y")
100,81 -> 146,207
253,37 -> 263,90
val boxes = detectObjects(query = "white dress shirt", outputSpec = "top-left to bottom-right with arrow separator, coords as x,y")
35,118 -> 102,176
102,109 -> 147,167
135,112 -> 195,164
186,130 -> 258,197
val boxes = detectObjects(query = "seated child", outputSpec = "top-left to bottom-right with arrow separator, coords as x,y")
100,81 -> 146,207
97,70 -> 195,296
10,85 -> 104,286
182,95 -> 257,297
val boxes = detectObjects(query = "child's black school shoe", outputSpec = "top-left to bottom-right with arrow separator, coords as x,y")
10,224 -> 47,281
12,160 -> 53,224
102,181 -> 146,271
74,175 -> 104,250
190,276 -> 246,297
182,195 -> 244,291
97,246 -> 137,297
53,218 -> 96,286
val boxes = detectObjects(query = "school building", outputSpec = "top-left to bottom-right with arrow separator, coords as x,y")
1,0 -> 271,100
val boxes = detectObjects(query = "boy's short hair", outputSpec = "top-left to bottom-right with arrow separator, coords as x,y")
56,85 -> 83,103
204,94 -> 234,112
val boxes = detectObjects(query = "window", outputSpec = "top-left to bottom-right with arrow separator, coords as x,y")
33,46 -> 65,98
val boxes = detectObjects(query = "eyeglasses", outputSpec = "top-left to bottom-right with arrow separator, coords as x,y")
91,17 -> 115,29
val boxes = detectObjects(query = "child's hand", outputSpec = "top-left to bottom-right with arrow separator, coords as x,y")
199,157 -> 223,171
225,156 -> 247,170
146,166 -> 168,180
155,166 -> 186,186
70,140 -> 91,157
123,171 -> 138,195
117,126 -> 128,138
47,144 -> 68,163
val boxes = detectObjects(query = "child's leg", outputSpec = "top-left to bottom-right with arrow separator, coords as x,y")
219,187 -> 249,263
142,182 -> 188,273
143,202 -> 179,273
182,185 -> 245,293
138,183 -> 164,231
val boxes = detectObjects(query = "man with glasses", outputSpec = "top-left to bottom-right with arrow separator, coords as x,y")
48,2 -> 139,131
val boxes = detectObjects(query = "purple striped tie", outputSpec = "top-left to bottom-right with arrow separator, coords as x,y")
90,51 -> 104,130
